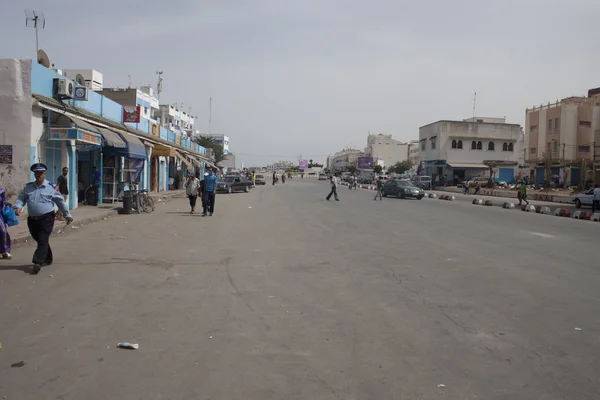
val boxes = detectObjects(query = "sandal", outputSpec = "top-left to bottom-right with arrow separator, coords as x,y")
2,253 -> 12,260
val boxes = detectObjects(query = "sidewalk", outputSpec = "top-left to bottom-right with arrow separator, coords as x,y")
10,190 -> 185,247
432,186 -> 573,204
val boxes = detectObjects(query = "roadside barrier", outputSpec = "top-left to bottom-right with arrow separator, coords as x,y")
536,206 -> 552,215
502,202 -> 515,209
592,213 -> 600,222
472,198 -> 483,205
521,205 -> 536,212
553,208 -> 571,217
572,210 -> 592,220
429,193 -> 437,199
484,200 -> 493,206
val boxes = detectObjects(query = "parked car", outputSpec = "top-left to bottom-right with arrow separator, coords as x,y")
255,174 -> 266,185
573,189 -> 595,208
467,177 -> 491,187
216,176 -> 252,193
383,179 -> 425,199
318,173 -> 327,180
411,175 -> 432,190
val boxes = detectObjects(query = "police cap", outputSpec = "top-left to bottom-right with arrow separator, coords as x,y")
30,163 -> 48,172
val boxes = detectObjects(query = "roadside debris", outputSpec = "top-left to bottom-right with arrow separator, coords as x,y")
437,384 -> 446,388
575,327 -> 582,331
117,342 -> 139,350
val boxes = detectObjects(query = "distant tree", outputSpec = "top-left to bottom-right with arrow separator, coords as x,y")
373,165 -> 383,174
347,165 -> 357,175
538,152 -> 553,188
388,160 -> 412,175
211,144 -> 227,165
311,162 -> 323,168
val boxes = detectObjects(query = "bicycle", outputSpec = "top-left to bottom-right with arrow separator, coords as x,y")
130,186 -> 155,213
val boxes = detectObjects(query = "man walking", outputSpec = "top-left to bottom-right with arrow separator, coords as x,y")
203,168 -> 218,216
592,183 -> 600,213
520,182 -> 529,206
272,171 -> 277,185
56,167 -> 69,220
374,177 -> 384,200
326,174 -> 340,201
13,163 -> 73,274
185,171 -> 201,214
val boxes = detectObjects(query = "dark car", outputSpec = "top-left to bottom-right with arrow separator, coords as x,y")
383,179 -> 425,199
216,176 -> 252,193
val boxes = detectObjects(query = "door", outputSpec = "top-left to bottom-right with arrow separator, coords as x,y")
383,181 -> 396,195
45,143 -> 62,184
498,168 -> 514,184
150,156 -> 158,192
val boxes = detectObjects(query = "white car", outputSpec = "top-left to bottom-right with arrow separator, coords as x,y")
573,189 -> 594,208
318,173 -> 327,180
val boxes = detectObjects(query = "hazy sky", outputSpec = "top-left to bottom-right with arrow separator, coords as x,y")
2,1 -> 599,166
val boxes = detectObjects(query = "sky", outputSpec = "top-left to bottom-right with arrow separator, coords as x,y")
2,0 -> 599,167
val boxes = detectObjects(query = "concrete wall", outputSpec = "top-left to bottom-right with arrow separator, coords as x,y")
0,59 -> 33,200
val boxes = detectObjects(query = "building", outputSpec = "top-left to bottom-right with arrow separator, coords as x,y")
0,59 -> 214,211
407,140 -> 420,173
329,149 -> 365,172
61,69 -> 103,91
525,93 -> 600,185
218,152 -> 236,172
419,117 -> 524,184
156,104 -> 195,137
204,134 -> 230,154
365,133 -> 408,169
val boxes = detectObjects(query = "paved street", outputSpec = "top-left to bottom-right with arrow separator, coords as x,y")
1,180 -> 598,400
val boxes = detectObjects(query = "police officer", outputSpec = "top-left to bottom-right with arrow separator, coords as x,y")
13,163 -> 73,274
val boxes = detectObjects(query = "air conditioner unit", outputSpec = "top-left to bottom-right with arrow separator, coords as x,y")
56,78 -> 74,98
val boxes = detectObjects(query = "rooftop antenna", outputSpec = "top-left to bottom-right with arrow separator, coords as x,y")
128,75 -> 131,88
472,91 -> 477,121
156,70 -> 163,100
209,95 -> 212,135
24,10 -> 45,57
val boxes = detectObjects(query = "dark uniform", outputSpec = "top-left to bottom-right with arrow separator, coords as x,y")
14,163 -> 72,274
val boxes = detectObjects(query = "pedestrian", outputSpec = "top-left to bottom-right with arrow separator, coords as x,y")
463,181 -> 469,195
272,171 -> 277,185
374,177 -> 384,200
516,181 -> 523,205
326,174 -> 340,201
0,187 -> 13,260
252,171 -> 256,188
282,173 -> 286,184
473,182 -> 481,196
56,166 -> 69,220
13,163 -> 73,274
185,171 -> 201,214
520,182 -> 529,206
592,184 -> 600,213
203,168 -> 218,216
352,175 -> 358,190
200,172 -> 208,211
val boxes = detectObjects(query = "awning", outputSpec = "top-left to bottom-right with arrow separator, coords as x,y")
175,150 -> 192,169
117,131 -> 147,160
90,124 -> 127,149
447,163 -> 489,169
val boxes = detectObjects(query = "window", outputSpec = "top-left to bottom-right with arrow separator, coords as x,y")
548,119 -> 553,130
530,147 -> 536,154
580,120 -> 591,127
547,142 -> 551,152
431,138 -> 436,149
530,125 -> 538,133
457,140 -> 463,149
508,143 -> 514,152
502,142 -> 508,151
452,140 -> 457,149
579,146 -> 591,152
471,141 -> 477,150
421,141 -> 425,151
554,118 -> 560,130
476,141 -> 482,150
488,142 -> 495,151
552,141 -> 558,152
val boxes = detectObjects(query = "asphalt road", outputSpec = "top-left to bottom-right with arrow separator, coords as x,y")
0,180 -> 598,399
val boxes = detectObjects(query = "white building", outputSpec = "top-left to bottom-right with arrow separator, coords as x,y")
61,69 -> 103,91
407,140 -> 420,173
329,149 -> 364,172
365,133 -> 408,169
205,134 -> 229,154
419,117 -> 524,184
157,104 -> 195,136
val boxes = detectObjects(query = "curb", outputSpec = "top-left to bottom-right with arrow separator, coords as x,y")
11,190 -> 183,247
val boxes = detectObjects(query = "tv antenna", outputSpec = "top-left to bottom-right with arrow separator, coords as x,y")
156,71 -> 163,100
25,10 -> 45,56
472,91 -> 477,121
128,75 -> 131,88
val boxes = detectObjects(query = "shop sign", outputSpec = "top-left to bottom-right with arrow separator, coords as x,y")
153,145 -> 175,157
0,145 -> 13,164
49,127 -> 101,145
123,106 -> 141,123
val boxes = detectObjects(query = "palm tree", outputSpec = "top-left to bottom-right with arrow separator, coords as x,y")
212,144 -> 227,165
193,135 -> 215,149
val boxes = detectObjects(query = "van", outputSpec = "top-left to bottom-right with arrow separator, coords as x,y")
411,175 -> 432,190
318,172 -> 327,181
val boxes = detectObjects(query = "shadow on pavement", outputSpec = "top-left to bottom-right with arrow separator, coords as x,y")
0,264 -> 35,274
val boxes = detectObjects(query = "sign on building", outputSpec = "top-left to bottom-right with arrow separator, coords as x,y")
357,157 -> 374,169
0,145 -> 13,164
299,159 -> 308,169
123,106 -> 141,123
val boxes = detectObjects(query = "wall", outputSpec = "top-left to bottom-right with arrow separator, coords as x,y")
419,122 -> 443,161
0,59 -> 33,199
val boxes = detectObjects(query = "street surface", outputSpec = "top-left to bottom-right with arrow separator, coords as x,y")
1,180 -> 598,399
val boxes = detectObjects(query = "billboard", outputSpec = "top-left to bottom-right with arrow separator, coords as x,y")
357,157 -> 374,169
123,106 -> 141,123
299,159 -> 308,169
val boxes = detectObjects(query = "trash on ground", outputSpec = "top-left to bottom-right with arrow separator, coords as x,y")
102,217 -> 108,220
49,275 -> 53,278
0,342 -> 3,350
71,225 -> 79,229
117,342 -> 139,350
209,336 -> 213,339
437,384 -> 446,388
575,327 -> 582,331
248,206 -> 252,209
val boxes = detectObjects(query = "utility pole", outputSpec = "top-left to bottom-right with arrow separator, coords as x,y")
156,71 -> 163,101
472,92 -> 477,121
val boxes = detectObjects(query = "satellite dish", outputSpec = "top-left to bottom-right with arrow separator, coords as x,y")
37,49 -> 50,68
75,74 -> 85,85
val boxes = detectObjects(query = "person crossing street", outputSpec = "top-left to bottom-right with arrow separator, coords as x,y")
13,163 -> 73,274
374,177 -> 384,200
203,168 -> 218,216
326,174 -> 340,201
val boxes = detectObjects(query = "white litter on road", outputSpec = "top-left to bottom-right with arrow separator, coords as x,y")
437,384 -> 446,388
575,327 -> 582,331
529,232 -> 554,238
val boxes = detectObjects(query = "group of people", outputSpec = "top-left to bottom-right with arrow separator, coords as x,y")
325,174 -> 387,201
184,168 -> 218,216
0,163 -> 73,274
